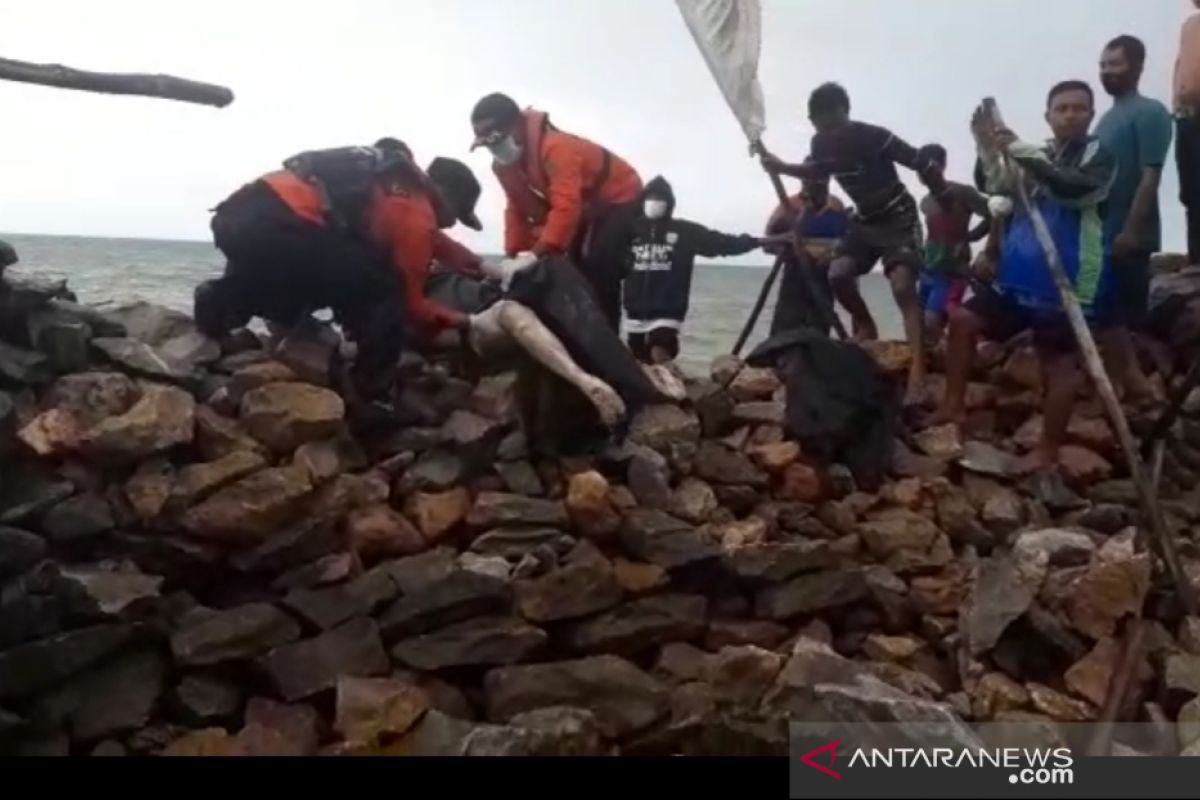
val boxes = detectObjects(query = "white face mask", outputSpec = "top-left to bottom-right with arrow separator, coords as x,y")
488,135 -> 522,166
644,199 -> 669,219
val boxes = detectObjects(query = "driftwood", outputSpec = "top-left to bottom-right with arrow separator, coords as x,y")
0,57 -> 233,107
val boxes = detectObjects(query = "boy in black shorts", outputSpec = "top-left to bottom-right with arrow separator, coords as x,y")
761,83 -> 949,404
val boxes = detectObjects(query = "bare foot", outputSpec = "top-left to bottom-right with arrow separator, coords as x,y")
1014,449 -> 1056,476
924,405 -> 965,429
581,377 -> 627,428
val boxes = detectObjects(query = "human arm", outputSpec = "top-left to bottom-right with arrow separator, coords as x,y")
877,128 -> 949,196
759,150 -> 825,180
504,202 -> 536,258
533,138 -> 586,256
678,221 -> 762,258
1005,138 -> 1115,208
959,185 -> 993,242
1115,105 -> 1173,255
378,199 -> 469,331
431,231 -> 485,279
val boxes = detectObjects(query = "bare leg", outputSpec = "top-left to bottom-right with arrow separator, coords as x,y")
889,263 -> 925,406
924,310 -> 947,349
1101,327 -> 1157,404
829,256 -> 878,341
476,300 -> 626,427
928,306 -> 983,427
1016,347 -> 1080,474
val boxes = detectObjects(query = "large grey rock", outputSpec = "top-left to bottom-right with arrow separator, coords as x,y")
563,594 -> 708,655
514,561 -> 623,623
33,648 -> 166,742
754,568 -> 869,620
41,492 -> 114,542
96,301 -> 194,345
379,569 -> 510,639
55,561 -> 163,617
627,446 -> 673,510
91,337 -> 191,380
461,706 -> 607,756
722,541 -> 836,585
80,384 -> 195,462
170,603 -> 301,666
961,546 -> 1049,654
0,623 -> 139,701
693,441 -> 768,487
391,616 -> 548,670
471,527 -> 573,561
171,673 -> 243,725
619,509 -> 721,571
239,382 -> 345,454
467,492 -> 568,529
0,340 -> 51,386
27,309 -> 92,372
181,465 -> 313,544
0,526 -> 46,579
282,567 -> 399,630
260,617 -> 389,701
0,470 -> 73,525
46,372 -> 138,428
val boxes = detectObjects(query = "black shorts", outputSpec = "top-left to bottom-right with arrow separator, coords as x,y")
834,200 -> 924,276
1110,250 -> 1150,328
964,285 -> 1089,354
627,327 -> 680,362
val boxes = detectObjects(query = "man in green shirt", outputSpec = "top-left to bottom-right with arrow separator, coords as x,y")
1096,34 -> 1174,404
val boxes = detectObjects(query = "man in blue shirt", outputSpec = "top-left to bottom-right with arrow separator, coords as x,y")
1096,34 -> 1175,404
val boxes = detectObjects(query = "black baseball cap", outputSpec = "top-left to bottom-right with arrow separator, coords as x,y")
426,157 -> 483,231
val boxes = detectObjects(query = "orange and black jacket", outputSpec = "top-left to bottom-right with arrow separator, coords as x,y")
261,170 -> 480,333
493,109 -> 642,257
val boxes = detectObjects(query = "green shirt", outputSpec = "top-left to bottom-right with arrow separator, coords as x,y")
1095,93 -> 1174,252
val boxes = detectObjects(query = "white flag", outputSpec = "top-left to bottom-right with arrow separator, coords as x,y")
675,0 -> 766,143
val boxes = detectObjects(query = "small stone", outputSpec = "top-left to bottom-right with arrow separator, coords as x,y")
292,436 -> 364,484
334,676 -> 429,745
704,619 -> 788,651
1066,532 -> 1151,639
627,447 -> 672,509
467,491 -> 569,529
563,594 -> 708,655
722,540 -> 835,585
619,509 -> 722,572
958,440 -> 1018,477
1015,529 -> 1097,567
961,547 -> 1048,654
459,552 -> 512,580
260,617 -> 389,701
733,401 -> 786,426
379,547 -> 459,595
693,441 -> 767,486
1166,654 -> 1200,695
404,488 -> 471,543
1078,503 -> 1132,534
182,465 -> 314,544
629,403 -> 702,455
494,460 -> 544,497
1060,445 -> 1113,485
485,655 -> 668,738
42,491 -> 113,542
345,504 -> 426,561
91,336 -> 190,380
239,382 -> 344,454
669,478 -> 718,524
1181,618 -> 1200,655
972,672 -> 1030,720
168,450 -> 266,510
914,424 -> 964,460
392,615 -> 547,670
729,366 -> 781,401
1065,637 -> 1119,706
566,470 -> 620,540
171,603 -> 300,667
777,461 -> 824,502
892,439 -> 948,479
714,517 -> 768,550
442,408 -> 506,449
32,647 -> 166,742
1027,682 -> 1095,721
80,385 -> 194,463
55,561 -> 162,617
470,527 -> 571,561
515,560 -> 623,623
379,569 -> 511,638
172,674 -> 243,724
274,325 -> 339,385
909,565 -> 969,615
982,489 -> 1025,535
863,634 -> 925,663
282,567 -> 398,630
748,441 -> 801,474
194,405 -> 267,461
711,354 -> 743,386
612,558 -> 668,594
754,568 -> 868,619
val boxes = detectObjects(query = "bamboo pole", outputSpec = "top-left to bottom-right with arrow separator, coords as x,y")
0,57 -> 233,107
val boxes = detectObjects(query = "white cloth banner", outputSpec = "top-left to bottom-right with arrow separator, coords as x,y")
675,0 -> 766,143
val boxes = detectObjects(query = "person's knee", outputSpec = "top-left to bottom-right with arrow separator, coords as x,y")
829,258 -> 857,286
947,306 -> 983,338
888,266 -> 918,301
194,277 -> 247,339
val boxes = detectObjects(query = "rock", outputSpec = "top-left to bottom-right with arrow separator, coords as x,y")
467,492 -> 568,529
0,469 -> 73,526
1179,697 -> 1200,749
1057,444 -> 1113,485
120,458 -> 173,522
515,560 -> 623,622
1181,618 -> 1200,655
859,509 -> 940,558
161,727 -> 240,756
862,340 -> 912,374
391,615 -> 547,670
0,623 -> 139,701
282,567 -> 398,630
80,385 -> 194,463
714,517 -> 768,549
729,366 -> 781,400
470,527 -> 570,561
485,655 -> 668,738
97,301 -> 192,344
909,565 -> 969,616
961,547 -> 1048,654
629,404 -> 702,464
748,441 -> 801,475
379,569 -> 510,639
376,547 -> 458,595
619,509 -> 721,571
1166,654 -> 1200,695
47,372 -> 139,428
343,504 -> 425,560
442,408 -> 506,448
732,401 -> 786,426
1067,533 -> 1151,639
1078,504 -> 1132,535
458,552 -> 512,580
169,450 -> 267,510
958,440 -> 1017,477
402,488 -> 470,544
566,470 -> 620,540
0,526 -> 46,579
563,594 -> 708,655
722,541 -> 835,585
754,568 -> 868,620
1015,529 -> 1097,567
171,603 -> 300,666
612,558 -> 668,595
934,489 -> 991,550
34,648 -> 166,742
1023,469 -> 1086,512
292,436 -> 364,484
777,461 -> 824,502
461,706 -> 608,757
704,645 -> 785,706
704,619 -> 788,651
710,354 -> 743,386
892,439 -> 948,479
668,478 -> 718,525
693,441 -> 767,486
182,465 -> 313,544
228,362 -> 300,401
0,340 -> 51,386
1027,682 -> 1094,721
235,697 -> 322,756
260,617 -> 389,701
334,676 -> 429,745
91,336 -> 190,380
194,405 -> 266,461
39,491 -> 112,542
270,552 -> 356,592
862,634 -> 925,663
157,330 -> 220,372
627,447 -> 673,509
914,423 -> 964,460
172,674 -> 243,724
1064,637 -> 1119,706
494,460 -> 544,497
982,489 -> 1025,535
239,382 -> 344,454
308,471 -> 389,522
55,561 -> 162,617
971,672 -> 1030,719
1001,347 -> 1042,390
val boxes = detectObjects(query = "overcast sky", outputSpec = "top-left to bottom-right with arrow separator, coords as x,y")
0,0 -> 1193,258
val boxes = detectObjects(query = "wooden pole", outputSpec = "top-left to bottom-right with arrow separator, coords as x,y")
0,57 -> 233,107
732,252 -> 785,356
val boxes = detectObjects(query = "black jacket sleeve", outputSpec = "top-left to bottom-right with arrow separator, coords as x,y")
677,220 -> 760,258
878,126 -> 948,195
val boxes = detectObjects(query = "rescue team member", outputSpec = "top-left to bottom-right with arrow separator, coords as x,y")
195,143 -> 484,407
623,175 -> 765,364
470,93 -> 643,328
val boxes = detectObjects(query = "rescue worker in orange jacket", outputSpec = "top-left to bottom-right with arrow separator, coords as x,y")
195,143 -> 484,407
470,93 -> 643,327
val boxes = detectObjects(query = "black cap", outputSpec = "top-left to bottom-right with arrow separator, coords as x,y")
427,157 -> 483,231
470,93 -> 521,149
374,137 -> 412,160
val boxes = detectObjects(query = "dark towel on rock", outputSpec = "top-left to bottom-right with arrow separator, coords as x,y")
747,329 -> 897,490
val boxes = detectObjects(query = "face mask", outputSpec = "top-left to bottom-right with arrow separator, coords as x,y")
488,135 -> 522,166
644,199 -> 669,219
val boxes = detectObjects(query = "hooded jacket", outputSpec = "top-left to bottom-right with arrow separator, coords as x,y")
494,110 -> 642,257
623,176 -> 759,330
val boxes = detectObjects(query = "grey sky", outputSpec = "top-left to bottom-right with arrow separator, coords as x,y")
0,0 -> 1192,259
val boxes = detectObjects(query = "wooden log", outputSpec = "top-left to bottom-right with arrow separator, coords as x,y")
0,57 -> 233,107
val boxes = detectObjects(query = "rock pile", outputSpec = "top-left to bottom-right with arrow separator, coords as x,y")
1,271 -> 1200,757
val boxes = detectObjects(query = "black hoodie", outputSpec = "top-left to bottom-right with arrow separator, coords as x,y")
623,176 -> 759,328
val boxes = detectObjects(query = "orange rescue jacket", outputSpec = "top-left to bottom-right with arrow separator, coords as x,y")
494,109 -> 642,257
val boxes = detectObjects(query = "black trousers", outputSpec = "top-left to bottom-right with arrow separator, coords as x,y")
1178,116 -> 1200,264
570,200 -> 640,330
208,181 -> 405,400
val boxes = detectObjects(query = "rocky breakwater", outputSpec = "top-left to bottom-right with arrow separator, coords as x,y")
2,272 -> 1200,756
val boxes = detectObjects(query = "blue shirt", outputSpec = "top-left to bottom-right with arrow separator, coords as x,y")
1095,93 -> 1174,252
